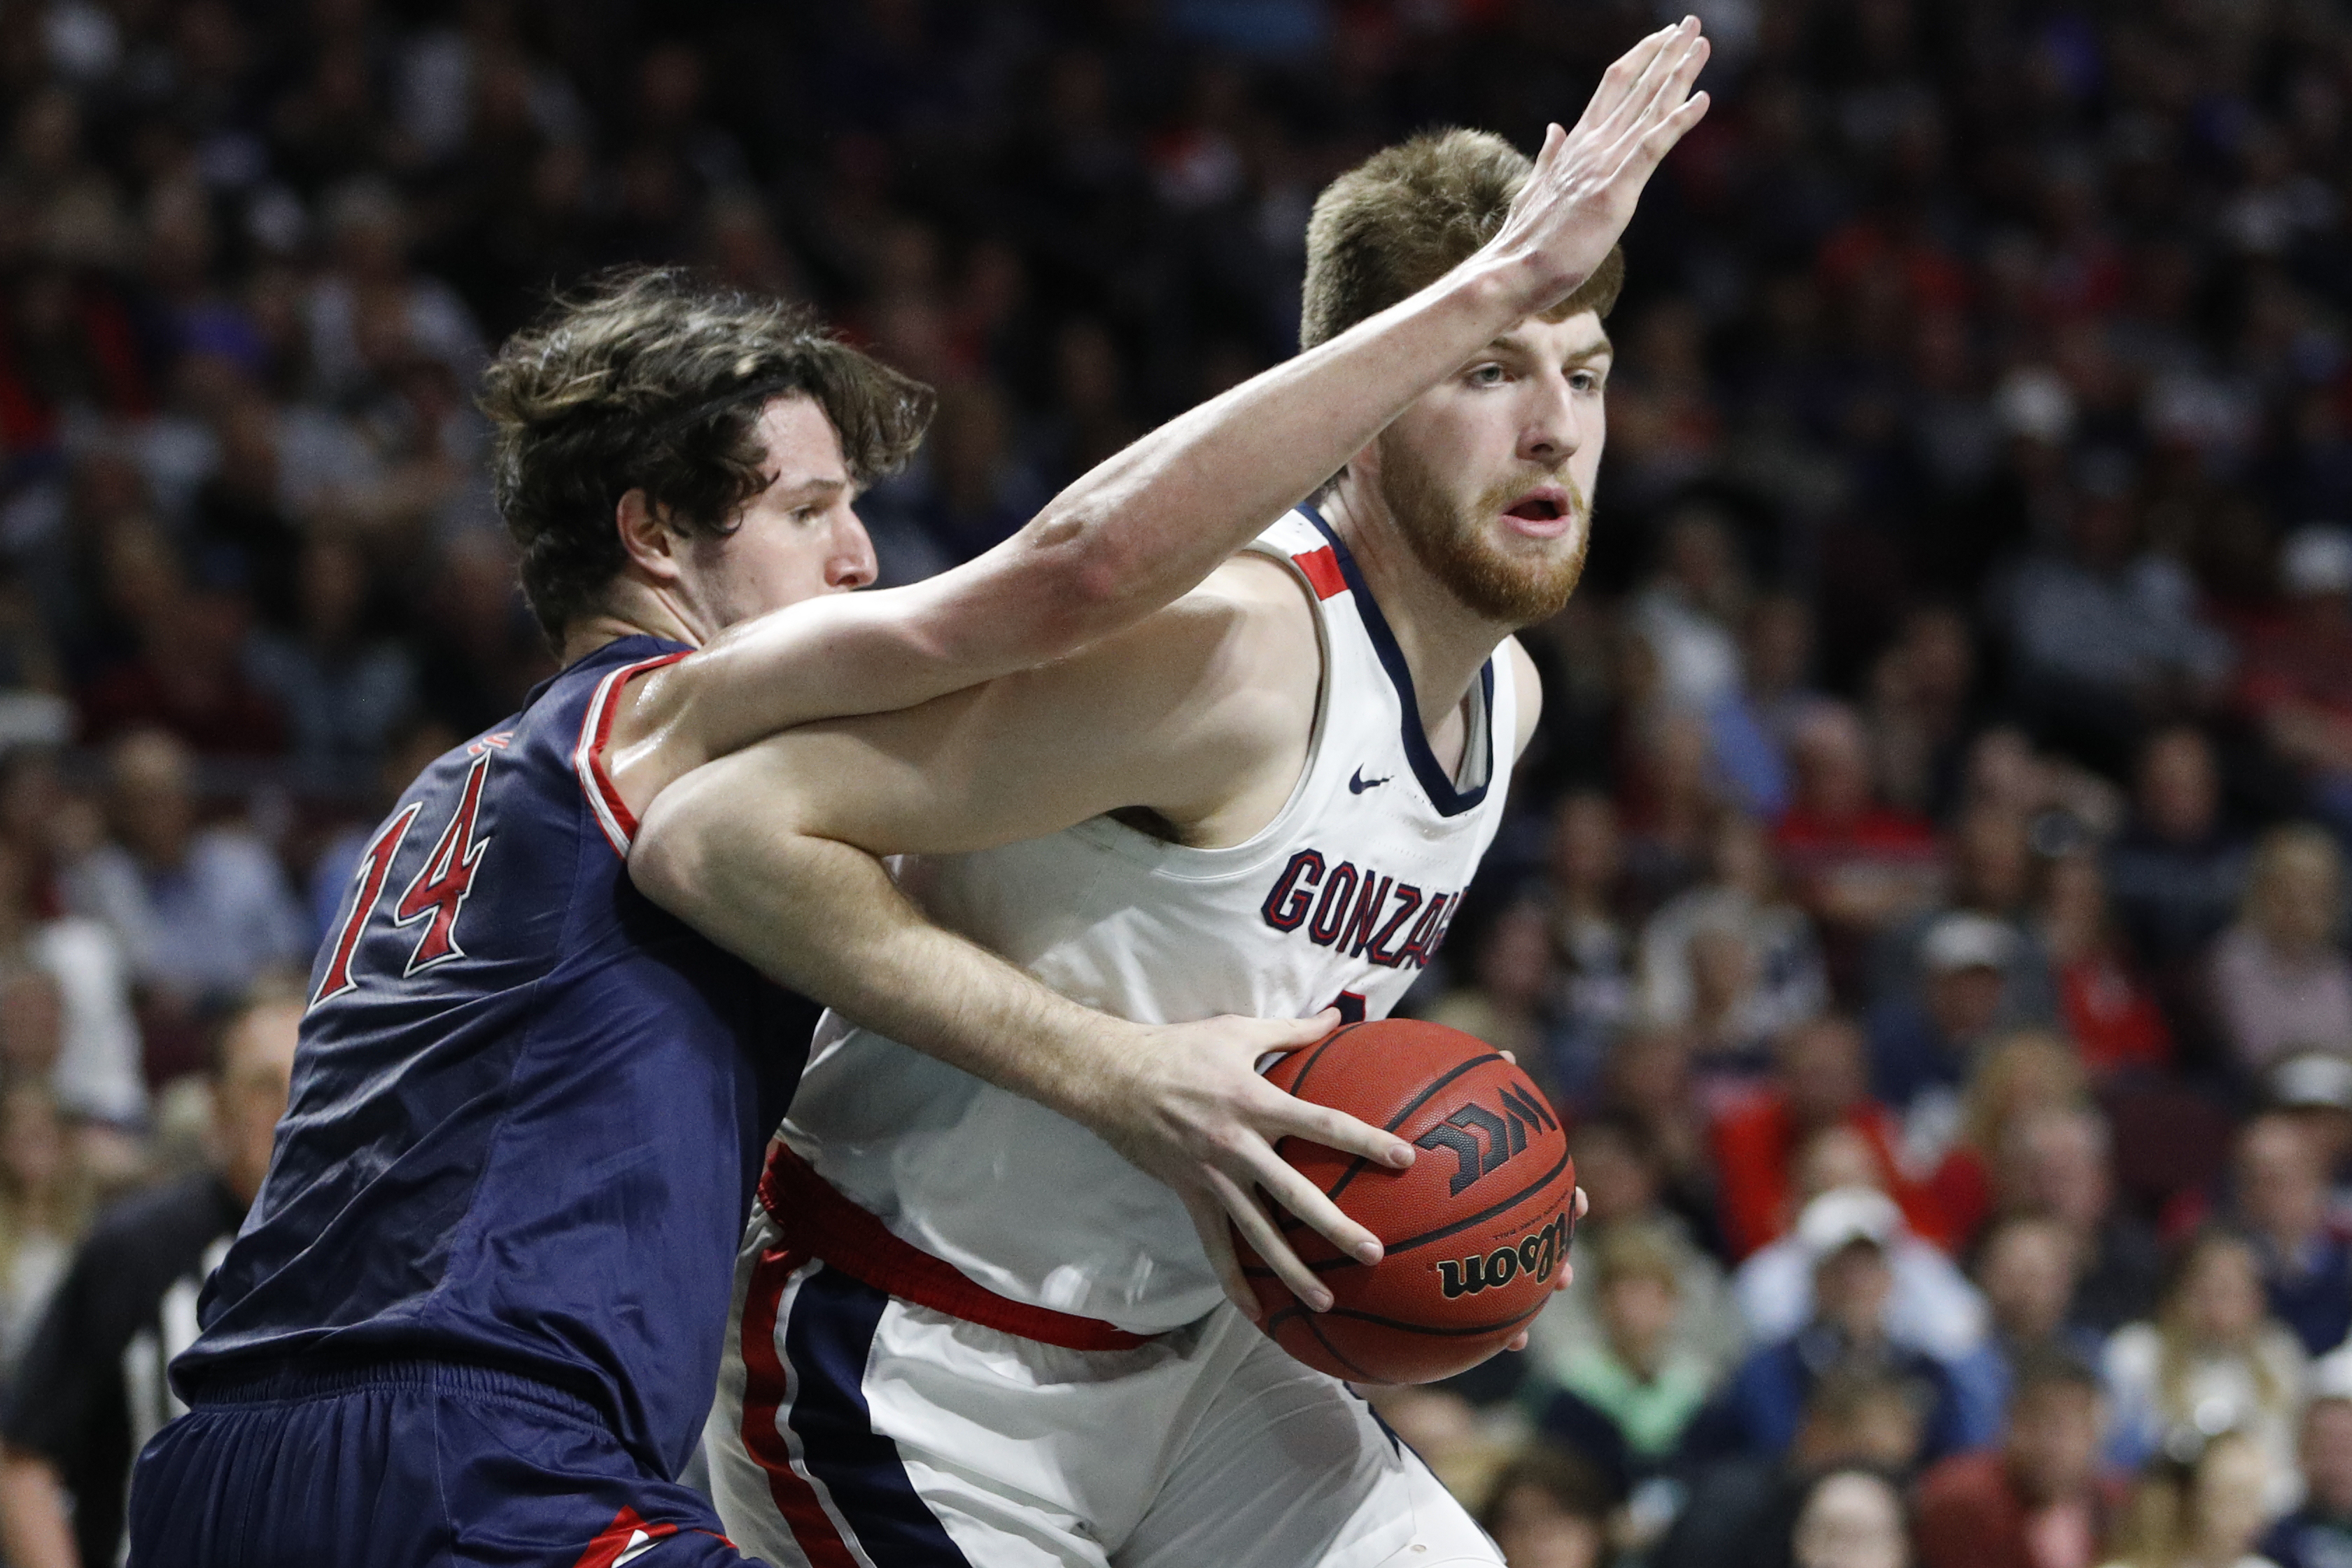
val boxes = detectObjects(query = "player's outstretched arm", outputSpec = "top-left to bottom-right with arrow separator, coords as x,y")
629,572 -> 1404,1316
608,19 -> 1709,805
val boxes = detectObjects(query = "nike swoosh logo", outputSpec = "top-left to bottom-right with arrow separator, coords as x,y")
1349,768 -> 1392,794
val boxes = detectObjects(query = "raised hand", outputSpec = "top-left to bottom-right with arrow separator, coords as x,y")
1482,16 -> 1712,314
1064,1009 -> 1417,1321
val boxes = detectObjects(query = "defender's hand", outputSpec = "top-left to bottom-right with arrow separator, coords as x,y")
1503,1186 -> 1588,1352
1483,17 -> 1711,314
1066,1010 -> 1416,1321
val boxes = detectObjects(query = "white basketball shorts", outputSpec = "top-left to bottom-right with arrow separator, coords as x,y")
702,1203 -> 1501,1568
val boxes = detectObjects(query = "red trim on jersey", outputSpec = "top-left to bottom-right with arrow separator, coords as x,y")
759,1145 -> 1157,1352
572,652 -> 692,856
1292,545 -> 1346,600
738,1248 -> 864,1568
570,1506 -> 679,1568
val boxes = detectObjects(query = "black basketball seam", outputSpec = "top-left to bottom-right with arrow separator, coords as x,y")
1252,1147 -> 1575,1276
1307,1299 -> 1549,1338
1320,1050 -> 1508,1208
1380,1052 -> 1507,1135
1372,1146 -> 1575,1259
1301,1309 -> 1384,1382
1283,1024 -> 1362,1101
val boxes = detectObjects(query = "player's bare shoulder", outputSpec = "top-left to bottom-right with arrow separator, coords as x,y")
1113,549 -> 1323,847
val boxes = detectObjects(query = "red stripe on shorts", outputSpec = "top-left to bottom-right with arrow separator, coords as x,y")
738,1247 -> 864,1568
759,1145 -> 1153,1352
572,1506 -> 678,1568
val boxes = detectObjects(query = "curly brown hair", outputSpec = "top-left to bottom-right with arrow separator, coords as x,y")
1300,128 -> 1624,351
479,267 -> 935,639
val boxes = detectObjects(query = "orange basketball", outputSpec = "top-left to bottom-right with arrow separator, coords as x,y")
1235,1019 -> 1577,1384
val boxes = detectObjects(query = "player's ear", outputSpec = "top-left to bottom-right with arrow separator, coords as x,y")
615,488 -> 685,586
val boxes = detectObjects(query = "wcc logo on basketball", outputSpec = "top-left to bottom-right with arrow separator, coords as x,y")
1412,1083 -> 1558,1196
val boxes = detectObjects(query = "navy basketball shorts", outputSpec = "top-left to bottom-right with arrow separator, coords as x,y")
127,1361 -> 768,1568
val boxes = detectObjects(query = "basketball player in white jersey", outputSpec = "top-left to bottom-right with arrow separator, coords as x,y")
631,25 -> 1709,1567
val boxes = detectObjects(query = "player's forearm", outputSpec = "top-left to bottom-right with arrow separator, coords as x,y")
945,253 -> 1551,658
0,1450 -> 79,1568
631,796 -> 1117,1120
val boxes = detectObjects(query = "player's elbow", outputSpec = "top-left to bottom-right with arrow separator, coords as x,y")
1012,499 -> 1147,656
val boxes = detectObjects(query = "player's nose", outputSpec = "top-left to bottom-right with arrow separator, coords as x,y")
829,510 -> 879,590
1517,369 -> 1583,466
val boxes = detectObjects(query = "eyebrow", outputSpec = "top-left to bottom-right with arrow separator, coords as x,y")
770,474 -> 849,503
1487,332 -> 1614,363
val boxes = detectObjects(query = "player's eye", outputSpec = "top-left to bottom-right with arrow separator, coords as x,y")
1568,369 -> 1604,394
1467,363 -> 1507,388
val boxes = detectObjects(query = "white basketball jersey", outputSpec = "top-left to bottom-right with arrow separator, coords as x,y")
780,507 -> 1520,1332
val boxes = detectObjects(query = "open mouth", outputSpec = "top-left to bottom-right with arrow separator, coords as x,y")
1505,491 -> 1569,523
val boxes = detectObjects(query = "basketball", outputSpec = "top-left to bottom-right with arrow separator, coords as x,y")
1236,1019 -> 1577,1384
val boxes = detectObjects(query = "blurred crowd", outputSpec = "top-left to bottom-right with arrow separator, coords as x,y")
0,1 -> 2346,1567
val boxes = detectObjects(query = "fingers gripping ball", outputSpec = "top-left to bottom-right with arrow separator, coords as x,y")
1235,1019 -> 1577,1384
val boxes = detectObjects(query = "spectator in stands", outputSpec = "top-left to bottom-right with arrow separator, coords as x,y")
1640,812 -> 1829,1079
2038,850 -> 2174,1080
76,523 -> 287,758
2232,1113 -> 2352,1358
1654,1369 -> 1927,1568
2269,1053 -> 2352,1222
2209,825 -> 2352,1075
1735,1164 -> 1987,1364
0,836 -> 140,1143
1426,899 -> 1559,1091
2263,1366 -> 2352,1568
1477,1447 -> 1612,1568
1743,593 -> 1825,760
2106,727 -> 2250,1004
1714,1016 -> 1949,1259
1971,1215 -> 2106,1412
244,536 -> 417,786
1691,1186 -> 1983,1465
1998,467 -> 2232,774
1999,1107 -> 2164,1335
1599,1024 -> 1720,1232
1789,1468 -> 1910,1568
1617,707 -> 1720,928
1866,605 -> 1981,824
1869,804 -> 2055,1024
1545,791 -> 1638,1089
1915,1347 -> 2120,1568
1865,912 -> 2020,1152
59,730 -> 307,1075
0,1082 -> 89,1380
2101,1432 -> 2279,1568
1773,705 -> 1943,973
1537,1221 -> 1713,1493
2104,1230 -> 2307,1512
2238,526 -> 2352,845
1526,1113 -> 1746,1395
1931,1031 -> 2094,1249
0,995 -> 298,1568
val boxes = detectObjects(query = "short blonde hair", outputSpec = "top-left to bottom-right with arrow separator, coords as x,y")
1300,128 -> 1625,351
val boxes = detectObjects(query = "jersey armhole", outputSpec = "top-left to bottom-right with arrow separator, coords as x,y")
572,652 -> 693,856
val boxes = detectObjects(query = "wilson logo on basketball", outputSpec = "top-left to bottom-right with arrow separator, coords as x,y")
1412,1084 -> 1560,1196
1435,1212 -> 1572,1299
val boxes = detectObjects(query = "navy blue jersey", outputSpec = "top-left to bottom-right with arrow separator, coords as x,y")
176,635 -> 810,1477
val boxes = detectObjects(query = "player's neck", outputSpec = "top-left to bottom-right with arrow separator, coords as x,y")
1319,484 -> 1513,742
558,579 -> 710,665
